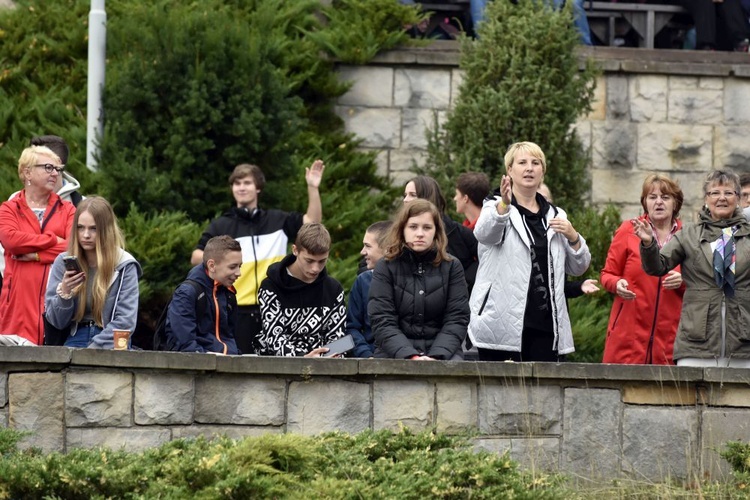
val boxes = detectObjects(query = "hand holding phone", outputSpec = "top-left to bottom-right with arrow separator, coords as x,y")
321,334 -> 355,358
63,255 -> 83,274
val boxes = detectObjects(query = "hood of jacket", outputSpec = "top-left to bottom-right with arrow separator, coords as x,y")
57,172 -> 81,201
265,253 -> 329,292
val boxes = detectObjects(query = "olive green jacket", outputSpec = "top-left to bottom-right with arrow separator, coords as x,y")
640,212 -> 750,361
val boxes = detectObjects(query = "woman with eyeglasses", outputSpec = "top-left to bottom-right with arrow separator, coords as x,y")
0,146 -> 76,345
636,169 -> 750,367
601,174 -> 685,365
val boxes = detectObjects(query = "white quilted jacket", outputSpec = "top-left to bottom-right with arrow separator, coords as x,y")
468,195 -> 591,354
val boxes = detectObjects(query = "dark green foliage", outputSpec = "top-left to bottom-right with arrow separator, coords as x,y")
425,0 -> 599,210
0,427 -> 567,498
306,0 -> 427,64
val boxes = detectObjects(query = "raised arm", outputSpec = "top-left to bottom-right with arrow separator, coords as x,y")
303,159 -> 324,224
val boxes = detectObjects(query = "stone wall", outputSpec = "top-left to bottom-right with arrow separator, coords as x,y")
335,44 -> 750,220
3,346 -> 750,482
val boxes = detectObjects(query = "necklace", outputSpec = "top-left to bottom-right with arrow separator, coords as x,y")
26,193 -> 49,208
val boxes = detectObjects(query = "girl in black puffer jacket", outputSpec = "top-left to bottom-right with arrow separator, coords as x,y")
368,200 -> 470,360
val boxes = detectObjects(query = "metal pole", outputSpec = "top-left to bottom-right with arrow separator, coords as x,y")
86,0 -> 106,171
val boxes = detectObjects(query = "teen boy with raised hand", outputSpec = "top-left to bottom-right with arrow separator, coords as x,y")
190,160 -> 325,355
166,235 -> 242,354
257,223 -> 346,357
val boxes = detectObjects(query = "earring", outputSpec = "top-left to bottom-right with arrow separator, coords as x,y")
26,180 -> 31,186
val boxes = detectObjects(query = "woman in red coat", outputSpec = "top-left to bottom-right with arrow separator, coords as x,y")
0,146 -> 76,345
601,174 -> 684,364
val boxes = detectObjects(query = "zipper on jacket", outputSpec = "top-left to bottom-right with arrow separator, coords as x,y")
478,285 -> 492,316
645,276 -> 663,364
213,282 -> 228,355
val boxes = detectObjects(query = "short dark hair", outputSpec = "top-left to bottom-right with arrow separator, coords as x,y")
229,164 -> 265,192
30,135 -> 69,165
295,223 -> 331,255
203,235 -> 241,265
366,220 -> 393,249
456,172 -> 491,207
740,173 -> 750,188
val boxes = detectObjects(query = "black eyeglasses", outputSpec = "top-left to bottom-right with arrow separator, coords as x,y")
34,163 -> 65,174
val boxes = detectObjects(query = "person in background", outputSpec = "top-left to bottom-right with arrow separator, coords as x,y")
0,146 -> 76,345
468,141 -> 591,362
740,173 -> 750,209
680,0 -> 750,51
454,172 -> 491,230
191,160 -> 325,355
45,197 -> 141,349
601,174 -> 684,365
638,169 -> 750,367
404,175 -> 478,292
346,220 -> 392,358
257,223 -> 346,357
369,200 -> 470,360
166,235 -> 241,354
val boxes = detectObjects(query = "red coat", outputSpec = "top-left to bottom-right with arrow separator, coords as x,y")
601,218 -> 684,365
0,191 -> 75,344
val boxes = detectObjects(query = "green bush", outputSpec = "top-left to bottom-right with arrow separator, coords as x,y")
425,0 -> 599,211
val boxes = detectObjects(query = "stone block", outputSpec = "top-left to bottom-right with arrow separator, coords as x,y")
702,409 -> 750,479
584,76 -> 606,121
707,385 -> 750,407
71,349 -> 216,371
622,383 -> 696,406
591,121 -> 637,170
667,89 -> 722,124
0,408 -> 6,428
668,76 -> 698,90
699,77 -> 723,90
0,345 -> 70,364
450,69 -> 464,108
573,121 -> 592,155
337,66 -> 393,107
66,371 -> 132,427
479,384 -> 561,436
474,437 -> 560,472
0,372 -> 6,407
172,425 -> 283,441
533,363 -> 704,382
374,379 -> 434,431
591,169 -> 644,205
714,126 -> 750,170
373,149 -> 389,178
562,388 -> 621,479
67,427 -> 171,453
725,79 -> 750,124
134,373 -> 194,425
629,75 -> 667,123
402,108 -> 444,150
8,372 -> 64,452
389,149 -> 426,181
394,68 -> 451,109
637,123 -> 712,172
287,379 -> 370,435
622,407 -> 699,481
606,75 -> 630,120
436,381 -> 477,434
335,106 -> 401,148
194,375 -> 285,425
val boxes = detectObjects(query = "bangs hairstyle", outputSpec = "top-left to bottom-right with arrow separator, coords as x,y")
67,197 -> 125,325
229,163 -> 265,191
367,220 -> 393,249
456,172 -> 491,207
640,174 -> 684,218
407,175 -> 446,213
384,199 -> 450,266
703,169 -> 741,197
295,223 -> 331,255
203,235 -> 241,265
504,141 -> 547,174
17,146 -> 62,181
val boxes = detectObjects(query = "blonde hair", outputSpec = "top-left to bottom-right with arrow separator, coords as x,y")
67,197 -> 125,325
17,146 -> 62,181
504,141 -> 547,174
384,199 -> 450,266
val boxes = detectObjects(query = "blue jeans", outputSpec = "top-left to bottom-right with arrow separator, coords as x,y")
64,325 -> 102,348
471,0 -> 592,45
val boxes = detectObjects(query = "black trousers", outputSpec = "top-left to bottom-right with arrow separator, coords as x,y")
477,327 -> 566,362
681,0 -> 750,49
235,305 -> 262,355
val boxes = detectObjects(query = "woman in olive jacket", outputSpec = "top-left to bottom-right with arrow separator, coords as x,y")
368,199 -> 470,360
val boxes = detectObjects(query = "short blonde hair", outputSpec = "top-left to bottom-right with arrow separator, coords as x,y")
504,141 -> 546,174
17,146 -> 62,181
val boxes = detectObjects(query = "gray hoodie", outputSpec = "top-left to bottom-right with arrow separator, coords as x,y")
44,249 -> 142,349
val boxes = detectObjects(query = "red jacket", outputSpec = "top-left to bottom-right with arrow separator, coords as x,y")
601,218 -> 684,364
0,191 -> 75,344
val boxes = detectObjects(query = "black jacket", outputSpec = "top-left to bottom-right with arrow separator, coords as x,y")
368,247 -> 470,359
443,214 -> 478,292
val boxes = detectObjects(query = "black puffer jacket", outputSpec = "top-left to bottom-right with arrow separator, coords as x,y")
443,214 -> 478,292
368,247 -> 470,359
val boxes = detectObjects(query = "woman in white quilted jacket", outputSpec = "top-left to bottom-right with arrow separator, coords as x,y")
467,142 -> 591,361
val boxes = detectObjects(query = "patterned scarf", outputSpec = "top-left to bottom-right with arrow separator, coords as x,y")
713,226 -> 737,298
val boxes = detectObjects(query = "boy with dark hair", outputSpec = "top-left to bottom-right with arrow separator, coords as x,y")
454,172 -> 490,230
191,160 -> 325,355
257,223 -> 346,357
29,135 -> 83,207
346,221 -> 392,358
740,172 -> 750,209
166,235 -> 242,354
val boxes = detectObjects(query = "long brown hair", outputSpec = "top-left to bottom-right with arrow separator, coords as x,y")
67,197 -> 125,325
384,199 -> 450,266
